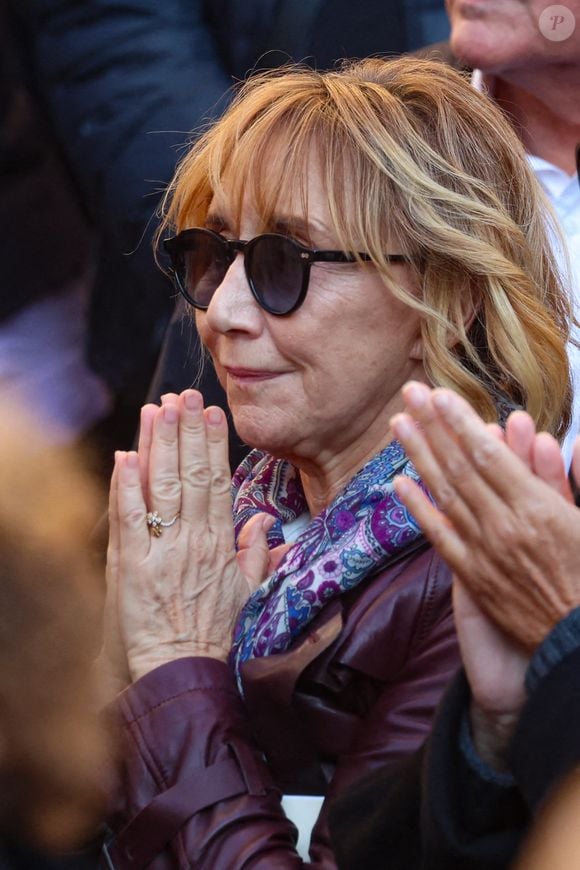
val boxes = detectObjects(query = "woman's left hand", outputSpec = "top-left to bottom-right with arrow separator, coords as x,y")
110,390 -> 263,682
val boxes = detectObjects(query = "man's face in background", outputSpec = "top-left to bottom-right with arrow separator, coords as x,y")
445,0 -> 580,74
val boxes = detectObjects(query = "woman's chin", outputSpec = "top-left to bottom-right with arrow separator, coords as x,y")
231,414 -> 292,458
236,430 -> 288,457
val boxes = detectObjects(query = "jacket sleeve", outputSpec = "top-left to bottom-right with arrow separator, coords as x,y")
104,579 -> 460,869
512,643 -> 580,811
106,657 -> 313,869
332,643 -> 580,870
105,642 -> 459,869
402,639 -> 580,869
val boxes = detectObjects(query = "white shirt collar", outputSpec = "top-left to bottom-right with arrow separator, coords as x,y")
470,68 -> 494,95
527,155 -> 579,200
470,68 -> 486,93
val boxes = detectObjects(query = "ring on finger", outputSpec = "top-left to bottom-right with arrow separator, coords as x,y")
146,510 -> 180,537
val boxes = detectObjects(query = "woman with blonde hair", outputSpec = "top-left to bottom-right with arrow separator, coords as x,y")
102,56 -> 572,867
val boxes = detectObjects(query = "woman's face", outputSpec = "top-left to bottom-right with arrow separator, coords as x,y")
195,162 -> 425,466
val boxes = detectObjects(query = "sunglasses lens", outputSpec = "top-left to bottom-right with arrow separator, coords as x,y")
173,231 -> 229,308
249,236 -> 304,315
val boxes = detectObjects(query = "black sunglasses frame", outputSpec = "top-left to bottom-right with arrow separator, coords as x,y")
164,227 -> 409,316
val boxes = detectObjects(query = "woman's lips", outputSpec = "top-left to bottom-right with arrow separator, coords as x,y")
225,367 -> 283,382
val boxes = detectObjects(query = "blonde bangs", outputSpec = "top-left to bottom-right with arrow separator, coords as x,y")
162,69 -> 405,263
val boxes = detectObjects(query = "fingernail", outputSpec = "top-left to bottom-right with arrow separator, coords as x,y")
403,381 -> 427,409
126,451 -> 139,469
163,405 -> 178,423
184,391 -> 202,411
207,407 -> 223,425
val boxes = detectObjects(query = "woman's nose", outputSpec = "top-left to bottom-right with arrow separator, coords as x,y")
204,253 -> 263,334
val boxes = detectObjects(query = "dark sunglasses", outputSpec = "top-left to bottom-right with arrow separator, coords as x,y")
164,227 -> 409,316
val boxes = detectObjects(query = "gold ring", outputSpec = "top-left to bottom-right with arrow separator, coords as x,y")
146,511 -> 179,537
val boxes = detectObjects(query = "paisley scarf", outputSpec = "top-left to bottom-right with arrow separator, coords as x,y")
230,439 -> 429,690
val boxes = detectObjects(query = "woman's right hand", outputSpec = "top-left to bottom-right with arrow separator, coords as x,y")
100,391 -> 289,693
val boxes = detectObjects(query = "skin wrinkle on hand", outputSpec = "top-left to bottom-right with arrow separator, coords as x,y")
471,438 -> 500,469
469,701 -> 522,772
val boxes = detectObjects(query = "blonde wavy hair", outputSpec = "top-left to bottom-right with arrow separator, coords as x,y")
0,407 -> 107,852
160,56 -> 572,438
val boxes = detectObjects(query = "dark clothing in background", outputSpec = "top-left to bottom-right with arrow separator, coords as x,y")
0,841 -> 99,870
0,2 -> 91,324
0,1 -> 111,447
330,644 -> 580,869
16,0 -> 231,403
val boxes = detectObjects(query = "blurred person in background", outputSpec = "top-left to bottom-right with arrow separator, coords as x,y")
0,404 -> 108,868
514,772 -> 580,870
15,0 -> 449,471
422,0 -> 580,466
0,0 -> 111,450
442,0 -> 580,290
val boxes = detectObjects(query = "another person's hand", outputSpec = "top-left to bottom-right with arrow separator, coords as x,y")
389,382 -> 580,766
108,389 -> 271,682
453,580 -> 528,769
390,382 -> 580,651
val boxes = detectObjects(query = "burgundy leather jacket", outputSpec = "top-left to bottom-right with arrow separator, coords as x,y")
105,540 -> 459,868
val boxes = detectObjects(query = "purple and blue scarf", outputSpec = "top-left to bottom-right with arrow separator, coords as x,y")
230,439 -> 429,691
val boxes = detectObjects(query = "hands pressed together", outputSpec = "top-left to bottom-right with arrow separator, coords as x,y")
102,378 -> 580,773
390,382 -> 580,769
103,389 -> 279,688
